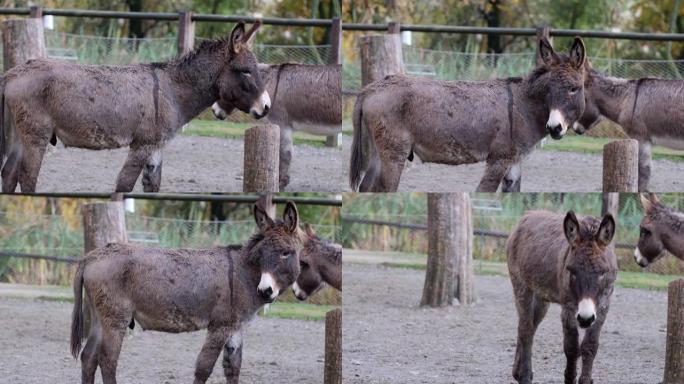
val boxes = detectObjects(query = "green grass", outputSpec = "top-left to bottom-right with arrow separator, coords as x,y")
183,119 -> 328,148
375,256 -> 680,291
541,136 -> 684,162
262,302 -> 338,321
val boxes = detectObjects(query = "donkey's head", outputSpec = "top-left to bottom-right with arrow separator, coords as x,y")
536,37 -> 588,140
217,21 -> 270,119
635,193 -> 672,267
250,200 -> 302,303
562,211 -> 616,329
292,224 -> 342,300
573,68 -> 604,135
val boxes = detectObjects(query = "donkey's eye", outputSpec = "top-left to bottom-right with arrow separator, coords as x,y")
640,227 -> 650,237
569,87 -> 580,94
300,260 -> 309,269
239,70 -> 251,77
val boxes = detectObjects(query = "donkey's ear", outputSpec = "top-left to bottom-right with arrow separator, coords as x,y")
569,36 -> 586,69
597,213 -> 615,246
649,193 -> 660,204
256,194 -> 276,220
304,223 -> 316,238
640,193 -> 654,212
229,21 -> 247,54
253,203 -> 275,232
539,37 -> 556,65
242,19 -> 262,47
283,201 -> 299,234
563,211 -> 580,244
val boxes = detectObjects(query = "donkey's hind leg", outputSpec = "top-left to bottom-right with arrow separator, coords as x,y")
98,325 -> 126,384
80,314 -> 102,384
278,126 -> 294,190
477,158 -> 513,192
17,135 -> 49,193
115,145 -> 151,192
511,283 -> 538,384
1,140 -> 23,192
141,147 -> 162,192
222,330 -> 243,384
359,145 -> 380,192
371,130 -> 411,192
193,327 -> 231,384
561,307 -> 580,384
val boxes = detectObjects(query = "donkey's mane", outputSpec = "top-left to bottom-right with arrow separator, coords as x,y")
653,203 -> 684,233
310,235 -> 342,265
149,38 -> 230,70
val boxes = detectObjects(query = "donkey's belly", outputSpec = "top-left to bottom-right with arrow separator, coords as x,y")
290,120 -> 341,136
652,135 -> 684,151
55,125 -> 131,149
413,142 -> 483,165
134,309 -> 209,333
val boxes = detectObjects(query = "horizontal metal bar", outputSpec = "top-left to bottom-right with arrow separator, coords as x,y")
0,8 -> 332,27
6,193 -> 341,206
0,251 -> 79,263
342,216 -> 636,249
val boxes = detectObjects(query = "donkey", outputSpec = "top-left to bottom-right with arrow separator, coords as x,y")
292,223 -> 342,300
212,63 -> 342,189
507,210 -> 616,384
70,201 -> 302,384
0,21 -> 270,193
574,69 -> 684,191
635,193 -> 684,267
349,37 -> 589,192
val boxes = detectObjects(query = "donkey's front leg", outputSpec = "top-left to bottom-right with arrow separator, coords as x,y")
279,126 -> 293,190
578,307 -> 608,384
115,145 -> 150,192
141,148 -> 163,192
561,308 -> 580,384
477,158 -> 512,192
502,162 -> 522,192
194,327 -> 231,384
222,331 -> 243,384
637,140 -> 652,192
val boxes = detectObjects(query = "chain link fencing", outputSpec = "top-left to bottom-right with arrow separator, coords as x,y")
342,193 -> 684,276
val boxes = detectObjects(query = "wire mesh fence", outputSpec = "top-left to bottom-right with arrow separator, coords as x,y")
342,193 -> 684,276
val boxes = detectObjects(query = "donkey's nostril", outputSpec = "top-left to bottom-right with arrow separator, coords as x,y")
576,313 -> 596,328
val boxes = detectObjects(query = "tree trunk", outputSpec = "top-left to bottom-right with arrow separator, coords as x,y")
243,124 -> 280,192
535,26 -> 551,66
603,139 -> 639,192
325,17 -> 342,148
1,18 -> 45,161
177,11 -> 195,57
482,0 -> 502,54
324,308 -> 342,384
454,193 -> 475,305
422,193 -> 457,307
360,33 -> 404,86
664,279 -> 684,384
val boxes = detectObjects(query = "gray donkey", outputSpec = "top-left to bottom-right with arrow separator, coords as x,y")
635,193 -> 684,266
292,223 -> 342,300
507,210 -> 616,384
350,37 -> 589,192
1,21 -> 270,193
70,201 -> 302,384
212,63 -> 341,189
574,68 -> 684,191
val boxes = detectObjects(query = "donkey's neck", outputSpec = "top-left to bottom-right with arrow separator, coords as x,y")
660,211 -> 684,260
319,243 -> 342,291
590,72 -> 635,123
160,50 -> 225,124
513,77 -> 550,139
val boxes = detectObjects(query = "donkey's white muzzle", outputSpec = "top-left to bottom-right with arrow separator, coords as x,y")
576,298 -> 596,328
211,102 -> 228,120
546,109 -> 569,140
250,91 -> 271,119
257,272 -> 279,302
292,282 -> 308,301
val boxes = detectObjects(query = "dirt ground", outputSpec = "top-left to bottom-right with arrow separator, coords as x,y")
0,296 -> 325,384
34,135 -> 344,192
343,262 -> 669,384
340,137 -> 684,192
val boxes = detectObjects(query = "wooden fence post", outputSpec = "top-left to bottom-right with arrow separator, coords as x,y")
454,193 -> 475,305
359,27 -> 404,87
323,308 -> 342,384
664,279 -> 684,384
29,6 -> 43,19
603,139 -> 639,192
534,26 -> 551,66
1,17 -> 45,160
177,11 -> 195,56
243,124 -> 280,192
325,16 -> 342,148
81,201 -> 127,330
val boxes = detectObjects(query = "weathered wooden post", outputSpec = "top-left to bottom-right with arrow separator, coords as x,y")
1,14 -> 46,159
421,193 -> 474,307
323,308 -> 342,384
81,200 -> 127,330
664,279 -> 684,384
177,11 -> 195,56
29,6 -> 43,19
325,17 -> 342,148
454,193 -> 475,305
359,22 -> 404,87
243,124 -> 280,192
603,139 -> 639,192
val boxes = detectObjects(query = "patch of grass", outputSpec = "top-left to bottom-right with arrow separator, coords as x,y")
541,136 -> 684,162
183,119 -> 329,148
36,295 -> 74,303
262,302 -> 338,321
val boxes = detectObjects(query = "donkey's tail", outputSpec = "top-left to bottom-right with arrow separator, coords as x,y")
349,94 -> 367,191
70,260 -> 86,359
